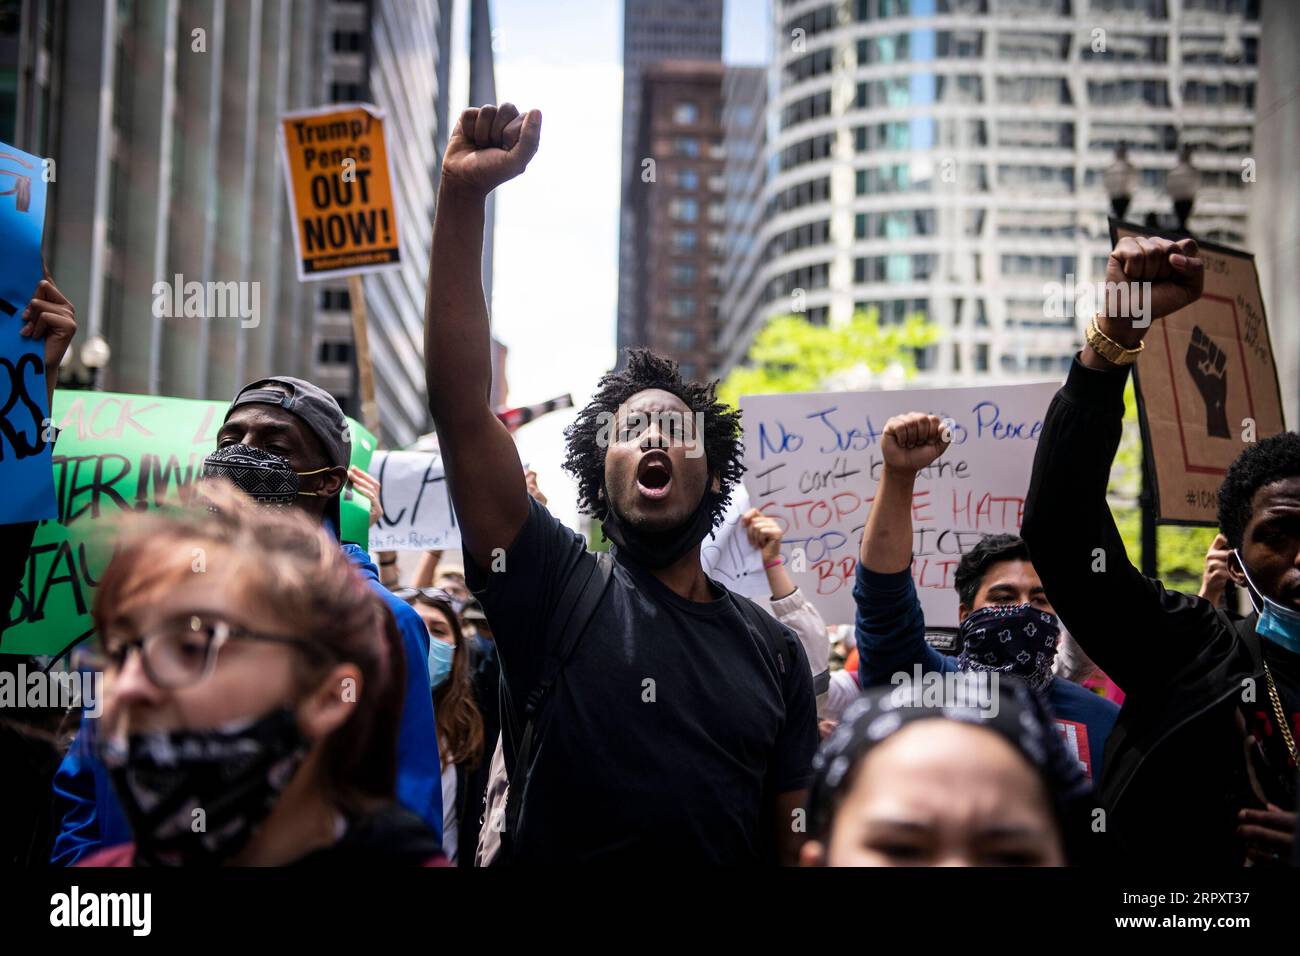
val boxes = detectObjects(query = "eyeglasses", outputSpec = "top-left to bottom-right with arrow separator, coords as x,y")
92,613 -> 331,690
392,587 -> 465,613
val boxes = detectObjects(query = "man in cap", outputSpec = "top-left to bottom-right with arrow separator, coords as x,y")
49,377 -> 442,863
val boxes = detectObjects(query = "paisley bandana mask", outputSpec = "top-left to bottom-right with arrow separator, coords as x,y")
957,603 -> 1061,692
202,444 -> 331,505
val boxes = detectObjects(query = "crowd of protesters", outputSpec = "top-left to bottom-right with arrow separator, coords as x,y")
0,102 -> 1296,868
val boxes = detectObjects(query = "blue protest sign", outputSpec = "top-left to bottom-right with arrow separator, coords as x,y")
0,142 -> 56,525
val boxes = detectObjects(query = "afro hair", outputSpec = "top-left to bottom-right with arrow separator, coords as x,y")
1217,431 -> 1300,550
562,348 -> 745,529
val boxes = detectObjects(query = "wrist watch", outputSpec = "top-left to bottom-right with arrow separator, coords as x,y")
1085,316 -> 1144,366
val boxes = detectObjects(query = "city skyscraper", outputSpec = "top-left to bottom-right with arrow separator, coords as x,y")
617,0 -> 723,362
2,0 -> 470,447
718,0 -> 1262,387
625,60 -> 727,380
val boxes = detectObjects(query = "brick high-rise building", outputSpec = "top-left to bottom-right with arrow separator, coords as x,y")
626,60 -> 727,382
617,0 -> 723,363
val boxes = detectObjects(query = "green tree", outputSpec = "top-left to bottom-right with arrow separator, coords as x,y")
718,307 -> 938,408
1110,379 -> 1216,593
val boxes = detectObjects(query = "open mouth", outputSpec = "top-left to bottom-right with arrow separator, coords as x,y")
636,451 -> 673,500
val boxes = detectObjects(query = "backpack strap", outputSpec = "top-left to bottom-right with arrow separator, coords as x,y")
501,550 -> 615,849
730,591 -> 798,682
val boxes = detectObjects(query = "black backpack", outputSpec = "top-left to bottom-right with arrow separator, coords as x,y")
491,552 -> 799,863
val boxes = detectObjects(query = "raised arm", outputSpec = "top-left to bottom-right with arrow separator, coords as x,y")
853,413 -> 952,687
1021,235 -> 1212,691
424,104 -> 541,569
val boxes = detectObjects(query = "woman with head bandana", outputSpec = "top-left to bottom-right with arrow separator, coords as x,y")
76,484 -> 445,866
852,412 -> 1118,784
801,677 -> 1092,866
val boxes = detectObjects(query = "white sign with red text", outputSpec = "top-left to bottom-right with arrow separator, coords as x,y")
739,382 -> 1059,627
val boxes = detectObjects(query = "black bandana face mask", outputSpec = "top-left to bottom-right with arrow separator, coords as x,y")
601,480 -> 721,570
956,603 -> 1060,692
202,444 -> 330,505
99,707 -> 309,867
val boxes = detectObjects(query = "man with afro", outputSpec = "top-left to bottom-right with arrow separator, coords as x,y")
421,102 -> 816,865
1022,232 -> 1298,865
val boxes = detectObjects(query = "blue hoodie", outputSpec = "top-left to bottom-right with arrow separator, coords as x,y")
48,544 -> 442,864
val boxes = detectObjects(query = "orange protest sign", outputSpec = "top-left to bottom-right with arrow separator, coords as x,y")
279,104 -> 401,281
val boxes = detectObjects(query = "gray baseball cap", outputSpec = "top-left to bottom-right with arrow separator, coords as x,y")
226,376 -> 352,532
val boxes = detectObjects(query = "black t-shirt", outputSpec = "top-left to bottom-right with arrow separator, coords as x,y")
1247,638 -> 1300,808
465,498 -> 818,864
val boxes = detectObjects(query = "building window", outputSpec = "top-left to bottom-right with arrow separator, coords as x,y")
671,230 -> 697,252
673,101 -> 699,125
675,137 -> 700,157
676,168 -> 698,190
670,197 -> 699,222
670,263 -> 697,286
669,296 -> 696,319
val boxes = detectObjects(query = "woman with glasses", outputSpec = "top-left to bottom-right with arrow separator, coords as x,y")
78,483 -> 446,866
393,587 -> 485,865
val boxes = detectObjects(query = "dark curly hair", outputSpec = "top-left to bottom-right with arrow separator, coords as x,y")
1217,431 -> 1300,550
562,348 -> 745,528
954,533 -> 1033,608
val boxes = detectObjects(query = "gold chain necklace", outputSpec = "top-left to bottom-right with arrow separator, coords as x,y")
1262,660 -> 1298,765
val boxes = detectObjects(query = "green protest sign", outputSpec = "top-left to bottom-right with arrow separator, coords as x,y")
1,390 -> 377,659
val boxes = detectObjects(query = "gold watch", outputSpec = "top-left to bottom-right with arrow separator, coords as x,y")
1085,317 -> 1144,367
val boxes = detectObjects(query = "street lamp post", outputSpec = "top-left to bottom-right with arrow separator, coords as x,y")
1167,144 -> 1199,233
1105,144 -> 1159,577
1104,143 -> 1138,221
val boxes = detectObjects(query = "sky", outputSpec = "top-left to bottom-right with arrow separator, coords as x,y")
448,0 -> 770,532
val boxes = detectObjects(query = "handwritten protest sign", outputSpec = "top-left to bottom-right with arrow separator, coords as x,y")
1,391 -> 376,659
279,104 -> 401,281
700,485 -> 769,602
739,382 -> 1059,627
367,450 -> 461,552
0,141 -> 56,525
1113,222 -> 1286,525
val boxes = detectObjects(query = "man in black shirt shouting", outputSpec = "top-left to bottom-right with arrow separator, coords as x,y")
1022,234 -> 1298,865
422,103 -> 816,865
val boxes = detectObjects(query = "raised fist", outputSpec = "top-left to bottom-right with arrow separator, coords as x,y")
1100,235 -> 1204,347
442,103 -> 541,198
740,508 -> 783,563
881,412 -> 950,475
1185,325 -> 1229,439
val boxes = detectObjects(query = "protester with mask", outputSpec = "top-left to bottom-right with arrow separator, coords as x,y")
50,376 -> 443,863
1021,233 -> 1298,866
0,275 -> 78,866
853,412 -> 1118,782
800,678 -> 1091,866
422,102 -> 817,864
397,587 -> 484,865
74,484 -> 444,866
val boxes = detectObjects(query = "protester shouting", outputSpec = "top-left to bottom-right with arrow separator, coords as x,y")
76,484 -> 444,866
853,412 -> 1118,783
423,102 -> 817,864
801,678 -> 1091,867
50,376 -> 444,863
1021,234 -> 1299,866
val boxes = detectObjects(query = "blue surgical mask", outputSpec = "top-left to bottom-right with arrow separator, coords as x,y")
1234,549 -> 1300,655
428,638 -> 455,689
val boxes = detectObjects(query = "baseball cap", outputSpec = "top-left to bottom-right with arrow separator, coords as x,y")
227,376 -> 351,532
